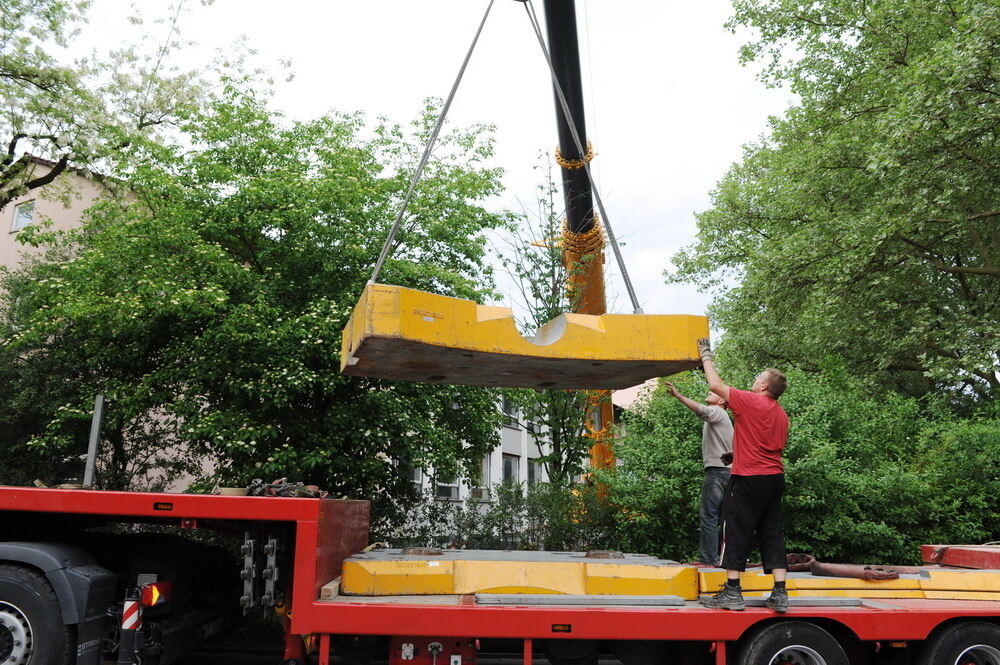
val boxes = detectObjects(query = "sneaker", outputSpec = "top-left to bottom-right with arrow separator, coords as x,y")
765,586 -> 789,613
700,584 -> 745,611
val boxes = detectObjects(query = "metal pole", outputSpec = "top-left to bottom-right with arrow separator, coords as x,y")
82,394 -> 104,489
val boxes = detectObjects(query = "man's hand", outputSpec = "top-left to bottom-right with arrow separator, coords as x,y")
697,337 -> 714,361
720,452 -> 734,466
664,381 -> 680,398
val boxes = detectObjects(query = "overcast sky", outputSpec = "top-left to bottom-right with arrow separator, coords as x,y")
85,0 -> 794,321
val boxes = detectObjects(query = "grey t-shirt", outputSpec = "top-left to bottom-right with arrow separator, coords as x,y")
697,405 -> 734,468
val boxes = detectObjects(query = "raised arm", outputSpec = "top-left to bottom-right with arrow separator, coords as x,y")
664,382 -> 704,415
698,338 -> 730,402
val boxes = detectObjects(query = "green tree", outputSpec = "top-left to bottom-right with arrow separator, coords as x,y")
671,0 -> 999,400
606,365 -> 999,563
0,90 -> 511,527
1,0 -> 211,209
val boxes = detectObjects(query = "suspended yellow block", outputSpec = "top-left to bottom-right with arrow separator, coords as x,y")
341,550 -> 698,598
340,284 -> 709,389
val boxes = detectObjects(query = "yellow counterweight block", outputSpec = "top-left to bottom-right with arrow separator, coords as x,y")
698,570 -> 926,599
341,551 -> 700,598
340,284 -> 709,390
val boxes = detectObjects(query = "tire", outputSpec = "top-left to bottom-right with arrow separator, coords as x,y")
0,564 -> 73,665
737,621 -> 848,665
544,639 -> 599,665
613,639 -> 670,665
917,621 -> 1000,665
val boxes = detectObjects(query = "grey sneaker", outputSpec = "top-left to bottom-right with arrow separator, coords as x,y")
700,584 -> 745,611
765,586 -> 789,613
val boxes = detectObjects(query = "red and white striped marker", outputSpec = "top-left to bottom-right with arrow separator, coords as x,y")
117,589 -> 142,665
121,598 -> 142,630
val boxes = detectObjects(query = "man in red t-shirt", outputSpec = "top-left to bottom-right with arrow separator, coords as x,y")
695,337 -> 790,613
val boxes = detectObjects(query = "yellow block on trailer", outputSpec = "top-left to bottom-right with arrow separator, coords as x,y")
453,560 -> 585,595
585,563 -> 699,598
341,558 -> 456,595
340,284 -> 709,389
924,591 -> 1000,601
699,570 -> 924,598
920,570 -> 1000,593
341,550 -> 699,599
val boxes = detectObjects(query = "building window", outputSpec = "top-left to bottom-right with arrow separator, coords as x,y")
502,395 -> 519,429
12,200 -> 35,231
435,475 -> 460,500
470,455 -> 491,500
528,459 -> 544,485
502,454 -> 520,484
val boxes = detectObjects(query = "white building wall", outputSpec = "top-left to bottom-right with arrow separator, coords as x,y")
418,400 -> 552,504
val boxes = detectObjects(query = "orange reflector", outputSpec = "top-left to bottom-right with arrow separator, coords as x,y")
140,580 -> 173,607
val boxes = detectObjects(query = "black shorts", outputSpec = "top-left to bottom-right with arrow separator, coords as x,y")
719,473 -> 787,572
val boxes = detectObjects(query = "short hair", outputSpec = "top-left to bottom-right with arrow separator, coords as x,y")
763,368 -> 787,399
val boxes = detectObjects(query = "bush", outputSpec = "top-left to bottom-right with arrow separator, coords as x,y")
374,366 -> 997,565
608,366 -> 999,564
380,482 -> 616,551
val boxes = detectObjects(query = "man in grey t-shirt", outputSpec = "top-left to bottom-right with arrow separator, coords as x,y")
665,382 -> 734,565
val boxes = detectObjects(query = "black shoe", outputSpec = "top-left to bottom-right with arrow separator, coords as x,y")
700,584 -> 745,611
765,586 -> 789,613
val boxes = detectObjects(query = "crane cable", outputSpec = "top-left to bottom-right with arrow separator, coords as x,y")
368,0 -> 497,286
521,0 -> 643,315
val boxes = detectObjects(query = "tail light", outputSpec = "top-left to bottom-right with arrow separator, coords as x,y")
140,580 -> 173,607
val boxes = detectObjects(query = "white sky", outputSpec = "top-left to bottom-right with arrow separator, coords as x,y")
84,0 -> 794,320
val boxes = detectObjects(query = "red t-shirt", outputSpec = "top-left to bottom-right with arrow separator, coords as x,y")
727,387 -> 788,476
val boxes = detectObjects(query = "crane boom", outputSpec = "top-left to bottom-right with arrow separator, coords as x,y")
540,0 -> 615,471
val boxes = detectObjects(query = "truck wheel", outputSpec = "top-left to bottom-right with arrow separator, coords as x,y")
544,639 -> 599,665
613,639 -> 670,665
0,565 -> 73,665
917,621 -> 1000,665
738,621 -> 848,665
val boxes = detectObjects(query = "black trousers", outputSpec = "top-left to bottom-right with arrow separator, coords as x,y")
720,473 -> 787,572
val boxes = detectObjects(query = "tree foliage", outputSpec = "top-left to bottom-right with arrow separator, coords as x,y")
603,365 -> 999,564
1,0 -> 210,208
671,0 -> 999,399
0,90 -> 511,527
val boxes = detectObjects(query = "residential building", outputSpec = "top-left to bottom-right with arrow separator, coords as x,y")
416,394 -> 550,503
1,156 -> 105,272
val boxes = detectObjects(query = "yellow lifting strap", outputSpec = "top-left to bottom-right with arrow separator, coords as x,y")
340,284 -> 709,390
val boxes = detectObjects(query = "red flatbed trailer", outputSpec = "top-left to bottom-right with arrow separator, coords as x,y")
2,486 -> 998,665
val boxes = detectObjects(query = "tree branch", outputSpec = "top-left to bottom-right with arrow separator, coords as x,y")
4,133 -> 26,167
24,154 -> 69,190
932,263 -> 1000,277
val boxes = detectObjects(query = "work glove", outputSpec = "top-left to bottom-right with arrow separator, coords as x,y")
697,337 -> 714,361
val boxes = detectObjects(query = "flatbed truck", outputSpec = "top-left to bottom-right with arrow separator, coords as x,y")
1,485 -> 998,665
